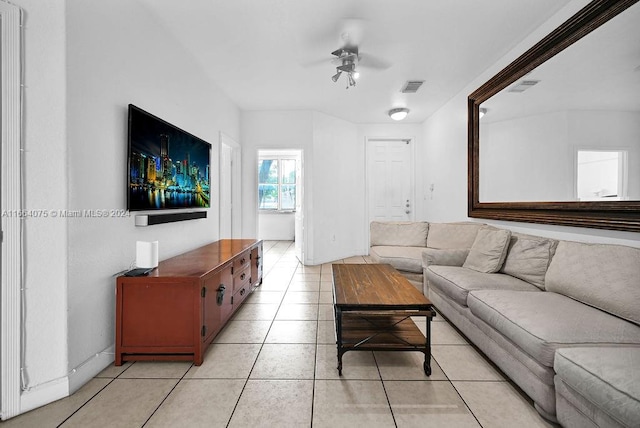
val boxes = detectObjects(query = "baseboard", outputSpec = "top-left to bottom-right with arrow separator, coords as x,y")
67,345 -> 115,394
19,377 -> 68,415
19,345 -> 115,415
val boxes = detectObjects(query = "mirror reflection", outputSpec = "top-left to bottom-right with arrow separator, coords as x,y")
478,2 -> 640,203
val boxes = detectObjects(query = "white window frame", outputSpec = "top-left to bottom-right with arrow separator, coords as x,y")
258,156 -> 297,212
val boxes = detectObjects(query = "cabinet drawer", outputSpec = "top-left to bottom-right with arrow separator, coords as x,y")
233,265 -> 251,294
233,284 -> 250,306
233,250 -> 251,272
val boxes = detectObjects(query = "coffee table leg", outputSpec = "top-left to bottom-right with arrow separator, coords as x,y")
336,306 -> 343,375
424,316 -> 432,376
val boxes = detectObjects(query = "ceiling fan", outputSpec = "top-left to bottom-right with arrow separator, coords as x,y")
303,19 -> 391,89
330,46 -> 360,88
330,43 -> 391,88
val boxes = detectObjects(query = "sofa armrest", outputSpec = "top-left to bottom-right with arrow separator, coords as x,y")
422,248 -> 470,269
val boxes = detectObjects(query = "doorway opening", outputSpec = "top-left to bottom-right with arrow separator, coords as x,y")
256,149 -> 304,262
576,149 -> 628,201
219,133 -> 241,239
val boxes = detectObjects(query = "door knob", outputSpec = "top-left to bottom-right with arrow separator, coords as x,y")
405,210 -> 411,214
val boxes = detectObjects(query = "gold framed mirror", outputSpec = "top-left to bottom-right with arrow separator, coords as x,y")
468,0 -> 640,232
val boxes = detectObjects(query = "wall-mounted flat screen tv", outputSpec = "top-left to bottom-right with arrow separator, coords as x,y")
127,104 -> 211,211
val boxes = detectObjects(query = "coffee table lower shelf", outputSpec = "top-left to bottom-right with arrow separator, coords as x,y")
335,311 -> 434,376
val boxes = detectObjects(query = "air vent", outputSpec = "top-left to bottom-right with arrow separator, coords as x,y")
508,80 -> 540,93
401,80 -> 425,93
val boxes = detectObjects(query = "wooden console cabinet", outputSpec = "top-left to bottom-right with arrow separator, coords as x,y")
115,239 -> 263,365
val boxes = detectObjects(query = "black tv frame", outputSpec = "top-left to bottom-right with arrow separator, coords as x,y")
126,104 -> 212,212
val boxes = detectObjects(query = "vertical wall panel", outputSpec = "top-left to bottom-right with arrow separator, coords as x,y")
0,1 -> 23,420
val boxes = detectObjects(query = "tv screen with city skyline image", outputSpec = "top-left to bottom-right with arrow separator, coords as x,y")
127,104 -> 211,211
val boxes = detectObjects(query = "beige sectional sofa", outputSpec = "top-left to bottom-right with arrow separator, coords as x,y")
369,221 -> 482,291
369,221 -> 640,426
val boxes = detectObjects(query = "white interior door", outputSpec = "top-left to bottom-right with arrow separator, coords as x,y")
220,133 -> 241,239
294,152 -> 304,262
220,143 -> 232,238
367,139 -> 414,223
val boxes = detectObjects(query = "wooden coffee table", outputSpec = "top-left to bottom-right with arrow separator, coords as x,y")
332,263 -> 436,376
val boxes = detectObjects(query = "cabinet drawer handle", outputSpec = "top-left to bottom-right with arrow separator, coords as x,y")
240,288 -> 246,296
240,258 -> 246,265
240,273 -> 246,280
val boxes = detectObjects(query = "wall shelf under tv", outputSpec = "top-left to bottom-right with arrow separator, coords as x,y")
135,211 -> 207,227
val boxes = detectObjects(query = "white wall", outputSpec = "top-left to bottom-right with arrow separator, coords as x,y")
310,112 -> 362,263
241,110 -> 314,246
10,0 -> 69,405
64,0 -> 240,391
481,110 -> 640,201
6,0 -> 241,414
480,111 -> 571,201
258,213 -> 295,240
422,0 -> 640,247
241,111 -> 424,264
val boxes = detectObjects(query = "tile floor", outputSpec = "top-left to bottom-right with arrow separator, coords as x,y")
1,241 -> 557,428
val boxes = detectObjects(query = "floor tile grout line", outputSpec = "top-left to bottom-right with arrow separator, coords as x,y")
55,376 -> 118,427
373,352 -> 399,428
224,248 -> 298,428
448,379 -> 486,428
309,267 -> 323,428
57,359 -> 143,426
140,362 -> 195,428
61,247 -> 520,427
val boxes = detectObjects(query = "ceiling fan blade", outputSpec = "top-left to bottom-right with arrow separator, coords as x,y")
299,57 -> 332,68
339,18 -> 366,48
358,53 -> 392,70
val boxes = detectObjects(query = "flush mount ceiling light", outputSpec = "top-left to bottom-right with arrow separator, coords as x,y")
389,108 -> 410,121
479,108 -> 488,118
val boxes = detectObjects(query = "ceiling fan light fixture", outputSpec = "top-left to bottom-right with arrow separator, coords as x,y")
347,73 -> 356,87
389,107 -> 409,121
331,71 -> 342,82
353,70 -> 360,80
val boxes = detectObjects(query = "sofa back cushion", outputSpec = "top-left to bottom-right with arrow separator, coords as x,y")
422,248 -> 470,269
370,221 -> 428,247
546,241 -> 640,325
500,233 -> 558,289
426,222 -> 483,249
463,226 -> 511,273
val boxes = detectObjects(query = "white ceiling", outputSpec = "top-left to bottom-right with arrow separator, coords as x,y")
138,0 -> 573,124
484,2 -> 640,123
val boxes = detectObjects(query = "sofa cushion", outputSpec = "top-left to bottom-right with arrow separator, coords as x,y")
426,266 -> 540,308
426,222 -> 483,249
545,241 -> 640,325
500,233 -> 558,289
369,246 -> 424,273
555,347 -> 640,427
467,290 -> 640,367
369,221 -> 428,247
421,248 -> 469,269
463,227 -> 511,273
